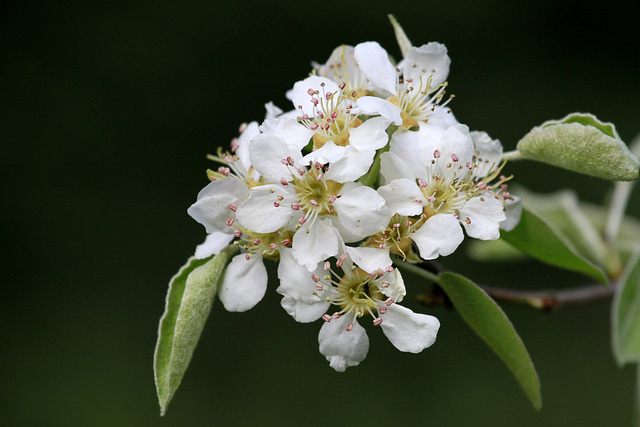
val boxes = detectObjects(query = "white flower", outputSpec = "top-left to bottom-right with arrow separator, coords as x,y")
235,134 -> 391,270
262,75 -> 391,165
353,41 -> 455,129
375,123 -> 512,260
216,226 -> 294,312
313,45 -> 370,97
277,248 -> 440,371
187,121 -> 261,259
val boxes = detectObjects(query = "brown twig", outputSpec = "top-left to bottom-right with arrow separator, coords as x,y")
418,281 -> 616,311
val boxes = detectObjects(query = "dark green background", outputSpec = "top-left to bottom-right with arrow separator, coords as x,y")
3,1 -> 639,425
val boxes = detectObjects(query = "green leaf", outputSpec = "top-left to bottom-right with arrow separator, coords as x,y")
466,238 -> 529,262
439,272 -> 542,410
516,113 -> 640,181
154,247 -> 235,415
501,208 -> 608,284
612,248 -> 640,365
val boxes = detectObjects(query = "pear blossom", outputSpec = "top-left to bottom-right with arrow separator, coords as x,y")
313,45 -> 371,98
277,247 -> 440,371
354,41 -> 456,129
235,134 -> 391,270
187,112 -> 296,312
187,121 -> 261,259
262,75 -> 391,165
374,122 -> 515,260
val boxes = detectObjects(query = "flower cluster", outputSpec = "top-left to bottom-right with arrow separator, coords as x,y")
187,37 -> 520,371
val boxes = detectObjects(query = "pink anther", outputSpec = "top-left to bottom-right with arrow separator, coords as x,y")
228,203 -> 238,212
385,297 -> 394,306
322,314 -> 332,322
373,317 -> 383,326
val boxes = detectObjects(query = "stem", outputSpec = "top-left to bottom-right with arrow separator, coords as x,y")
420,281 -> 616,310
501,150 -> 524,161
394,259 -> 440,283
398,259 -> 616,310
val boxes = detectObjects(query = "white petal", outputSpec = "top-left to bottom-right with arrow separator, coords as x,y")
249,134 -> 303,182
334,182 -> 391,237
276,247 -> 323,302
426,105 -> 459,129
302,140 -> 346,165
429,123 -> 475,172
354,42 -> 397,94
379,151 -> 412,184
318,315 -> 369,372
403,42 -> 450,89
236,121 -> 261,173
411,214 -> 464,260
345,246 -> 392,274
470,131 -> 503,179
378,178 -> 425,216
280,295 -> 330,323
354,96 -> 402,125
459,194 -> 506,240
194,232 -> 234,259
380,304 -> 440,353
380,268 -> 406,302
348,116 -> 392,151
500,195 -> 522,231
187,178 -> 248,233
292,219 -> 340,270
260,116 -> 314,150
235,184 -> 294,233
264,101 -> 283,120
291,75 -> 341,118
388,129 -> 431,179
324,146 -> 375,183
219,254 -> 267,312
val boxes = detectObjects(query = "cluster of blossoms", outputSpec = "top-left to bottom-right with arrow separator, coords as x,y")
187,39 -> 521,371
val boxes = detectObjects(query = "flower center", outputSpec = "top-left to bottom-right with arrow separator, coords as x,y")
297,82 -> 360,150
289,162 -> 344,221
233,228 -> 294,260
391,66 -> 453,128
314,254 -> 396,330
366,214 -> 418,260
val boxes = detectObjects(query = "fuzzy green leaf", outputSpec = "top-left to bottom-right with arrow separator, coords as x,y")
501,208 -> 608,284
439,272 -> 542,410
517,113 -> 640,181
154,247 -> 234,415
612,248 -> 640,365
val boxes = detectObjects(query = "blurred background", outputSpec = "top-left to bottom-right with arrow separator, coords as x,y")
2,0 -> 639,425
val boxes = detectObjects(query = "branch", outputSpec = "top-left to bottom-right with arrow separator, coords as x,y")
418,282 -> 616,310
395,258 -> 616,310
